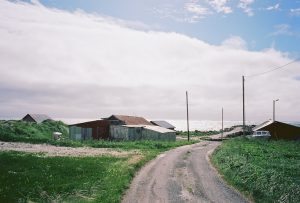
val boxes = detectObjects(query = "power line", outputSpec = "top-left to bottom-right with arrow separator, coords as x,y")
245,58 -> 299,78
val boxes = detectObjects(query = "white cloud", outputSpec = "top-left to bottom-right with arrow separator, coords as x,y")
207,0 -> 232,14
0,0 -> 299,122
290,8 -> 300,16
153,1 -> 212,23
221,36 -> 247,50
184,1 -> 212,16
238,0 -> 255,16
183,0 -> 212,22
271,24 -> 293,36
266,3 -> 280,11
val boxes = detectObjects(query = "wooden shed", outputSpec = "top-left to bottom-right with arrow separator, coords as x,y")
69,120 -> 110,140
253,120 -> 300,140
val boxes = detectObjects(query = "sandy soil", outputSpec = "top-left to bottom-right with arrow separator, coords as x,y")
122,140 -> 249,203
0,141 -> 138,157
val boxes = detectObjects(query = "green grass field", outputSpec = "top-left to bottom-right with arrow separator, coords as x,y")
0,140 -> 196,202
211,138 -> 300,203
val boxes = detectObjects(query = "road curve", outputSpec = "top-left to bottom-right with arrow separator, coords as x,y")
122,141 -> 249,203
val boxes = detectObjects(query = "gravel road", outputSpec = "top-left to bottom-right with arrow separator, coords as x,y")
122,141 -> 249,203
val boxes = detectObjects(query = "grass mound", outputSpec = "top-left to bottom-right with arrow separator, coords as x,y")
211,138 -> 300,203
0,120 -> 69,143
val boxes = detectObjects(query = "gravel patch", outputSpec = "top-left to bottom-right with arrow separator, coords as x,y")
0,141 -> 137,157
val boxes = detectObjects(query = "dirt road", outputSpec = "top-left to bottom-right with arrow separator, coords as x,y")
122,141 -> 248,203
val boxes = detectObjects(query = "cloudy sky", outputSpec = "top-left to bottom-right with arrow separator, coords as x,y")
0,0 -> 300,122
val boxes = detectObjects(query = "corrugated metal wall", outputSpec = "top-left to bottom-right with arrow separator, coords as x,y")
69,126 -> 92,140
110,125 -> 176,141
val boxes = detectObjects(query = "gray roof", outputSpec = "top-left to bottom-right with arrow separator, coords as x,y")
24,114 -> 52,123
150,120 -> 175,129
124,125 -> 175,133
253,120 -> 274,131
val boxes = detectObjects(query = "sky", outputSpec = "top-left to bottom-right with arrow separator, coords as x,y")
0,0 -> 300,123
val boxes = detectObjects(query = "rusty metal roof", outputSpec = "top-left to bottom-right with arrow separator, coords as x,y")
106,115 -> 153,125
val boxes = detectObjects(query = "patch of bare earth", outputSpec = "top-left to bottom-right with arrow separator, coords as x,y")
0,141 -> 140,157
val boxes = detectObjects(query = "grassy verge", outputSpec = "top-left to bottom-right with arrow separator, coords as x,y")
0,140 -> 197,202
211,138 -> 300,203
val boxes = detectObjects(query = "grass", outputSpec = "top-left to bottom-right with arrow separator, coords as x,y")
177,130 -> 219,137
0,151 -> 131,202
0,140 -> 197,202
211,138 -> 300,203
0,120 -> 69,143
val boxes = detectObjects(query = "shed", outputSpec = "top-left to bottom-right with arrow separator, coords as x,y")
253,120 -> 300,140
69,120 -> 110,140
104,115 -> 153,125
150,120 -> 176,130
22,114 -> 52,123
110,125 -> 176,141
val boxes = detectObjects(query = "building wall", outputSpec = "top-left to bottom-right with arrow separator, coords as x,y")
261,123 -> 300,140
69,126 -> 92,140
110,125 -> 176,141
142,129 -> 176,141
110,125 -> 130,140
69,120 -> 110,140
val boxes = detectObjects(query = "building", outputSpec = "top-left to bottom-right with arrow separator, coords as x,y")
69,120 -> 110,140
253,120 -> 300,140
110,125 -> 176,141
104,115 -> 175,141
22,114 -> 52,123
103,115 -> 153,125
69,115 -> 176,141
150,120 -> 176,130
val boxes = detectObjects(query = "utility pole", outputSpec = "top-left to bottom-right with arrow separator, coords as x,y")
242,76 -> 245,136
222,107 -> 224,139
273,99 -> 279,121
186,91 -> 190,142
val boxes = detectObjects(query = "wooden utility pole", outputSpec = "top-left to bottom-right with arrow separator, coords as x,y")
222,107 -> 224,139
242,76 -> 245,136
186,91 -> 190,142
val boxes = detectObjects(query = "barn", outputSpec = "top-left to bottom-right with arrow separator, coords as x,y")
69,115 -> 176,141
69,120 -> 110,140
253,120 -> 300,140
22,114 -> 52,123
